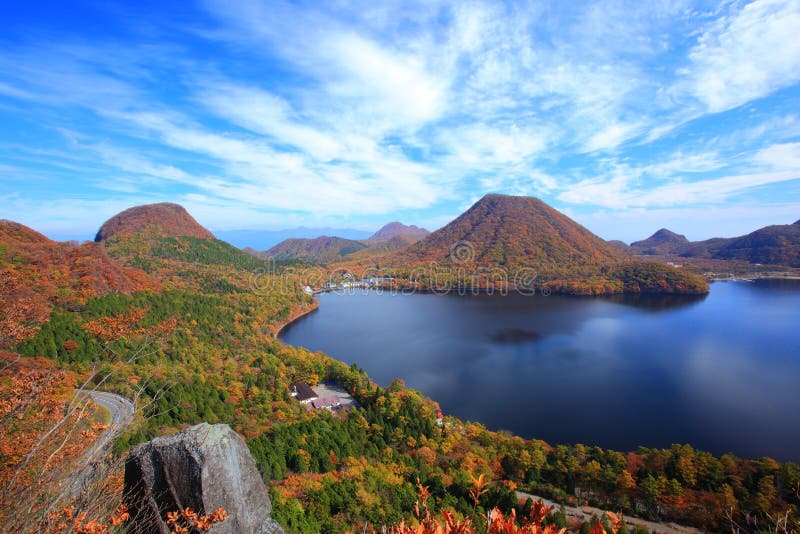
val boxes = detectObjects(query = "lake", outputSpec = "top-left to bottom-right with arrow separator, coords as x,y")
280,280 -> 800,461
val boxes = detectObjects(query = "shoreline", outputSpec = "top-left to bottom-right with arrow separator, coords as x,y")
708,273 -> 800,281
273,299 -> 319,338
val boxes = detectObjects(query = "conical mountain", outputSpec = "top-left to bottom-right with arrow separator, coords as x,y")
388,194 -> 707,295
404,194 -> 628,267
95,202 -> 214,242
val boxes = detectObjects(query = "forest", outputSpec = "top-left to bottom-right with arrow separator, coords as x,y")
1,216 -> 797,532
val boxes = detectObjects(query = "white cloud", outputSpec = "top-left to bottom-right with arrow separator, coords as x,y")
559,143 -> 800,209
2,0 -> 800,233
681,0 -> 800,112
584,122 -> 644,152
197,83 -> 342,160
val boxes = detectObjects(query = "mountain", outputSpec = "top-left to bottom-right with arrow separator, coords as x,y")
403,194 -> 629,266
265,236 -> 368,263
367,222 -> 429,243
95,202 -> 214,242
630,228 -> 690,255
682,220 -> 800,267
214,227 -> 372,250
627,220 -> 800,267
391,194 -> 707,295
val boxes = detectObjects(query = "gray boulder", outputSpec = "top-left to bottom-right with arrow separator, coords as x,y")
123,423 -> 283,533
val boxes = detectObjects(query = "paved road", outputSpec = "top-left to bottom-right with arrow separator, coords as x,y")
515,491 -> 704,534
66,390 -> 135,497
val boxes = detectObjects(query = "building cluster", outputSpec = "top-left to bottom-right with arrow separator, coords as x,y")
320,277 -> 396,290
290,382 -> 356,412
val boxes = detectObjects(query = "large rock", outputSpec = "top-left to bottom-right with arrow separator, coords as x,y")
123,423 -> 283,533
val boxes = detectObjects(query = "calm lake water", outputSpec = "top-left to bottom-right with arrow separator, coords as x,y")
281,280 -> 800,461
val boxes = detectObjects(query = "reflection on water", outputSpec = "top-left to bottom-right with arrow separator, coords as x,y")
604,291 -> 707,312
281,281 -> 800,461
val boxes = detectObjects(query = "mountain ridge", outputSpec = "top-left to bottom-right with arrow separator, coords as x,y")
630,219 -> 800,267
265,236 -> 368,263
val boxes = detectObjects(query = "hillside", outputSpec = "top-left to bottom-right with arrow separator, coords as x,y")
265,236 -> 367,263
607,240 -> 632,252
367,222 -> 429,243
627,220 -> 800,267
0,220 -> 154,347
95,202 -> 214,242
682,220 -> 800,267
630,229 -> 690,255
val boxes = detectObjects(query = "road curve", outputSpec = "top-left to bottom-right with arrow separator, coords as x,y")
515,491 -> 704,534
67,390 -> 135,497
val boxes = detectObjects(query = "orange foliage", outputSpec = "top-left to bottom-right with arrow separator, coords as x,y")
165,506 -> 228,533
0,352 -> 106,529
354,482 -> 566,534
82,307 -> 177,342
0,221 -> 156,346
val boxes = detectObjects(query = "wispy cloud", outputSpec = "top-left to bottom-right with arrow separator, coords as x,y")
0,0 -> 799,238
679,0 -> 800,113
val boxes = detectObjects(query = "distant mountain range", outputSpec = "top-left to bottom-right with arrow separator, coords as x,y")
366,222 -> 429,243
214,227 -> 373,250
627,220 -> 800,267
263,236 -> 369,263
258,222 -> 431,264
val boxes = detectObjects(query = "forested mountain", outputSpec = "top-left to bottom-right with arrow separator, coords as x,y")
404,194 -> 628,266
682,220 -> 800,266
265,236 -> 368,263
386,194 -> 708,295
629,220 -> 800,267
630,229 -> 690,255
367,221 -> 429,242
95,202 -> 214,241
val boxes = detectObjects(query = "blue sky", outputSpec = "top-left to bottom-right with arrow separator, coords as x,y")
1,0 -> 799,243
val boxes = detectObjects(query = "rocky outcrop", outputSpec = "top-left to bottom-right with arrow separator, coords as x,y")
123,423 -> 283,533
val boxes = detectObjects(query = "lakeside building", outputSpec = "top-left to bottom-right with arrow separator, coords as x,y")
289,382 -> 318,404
